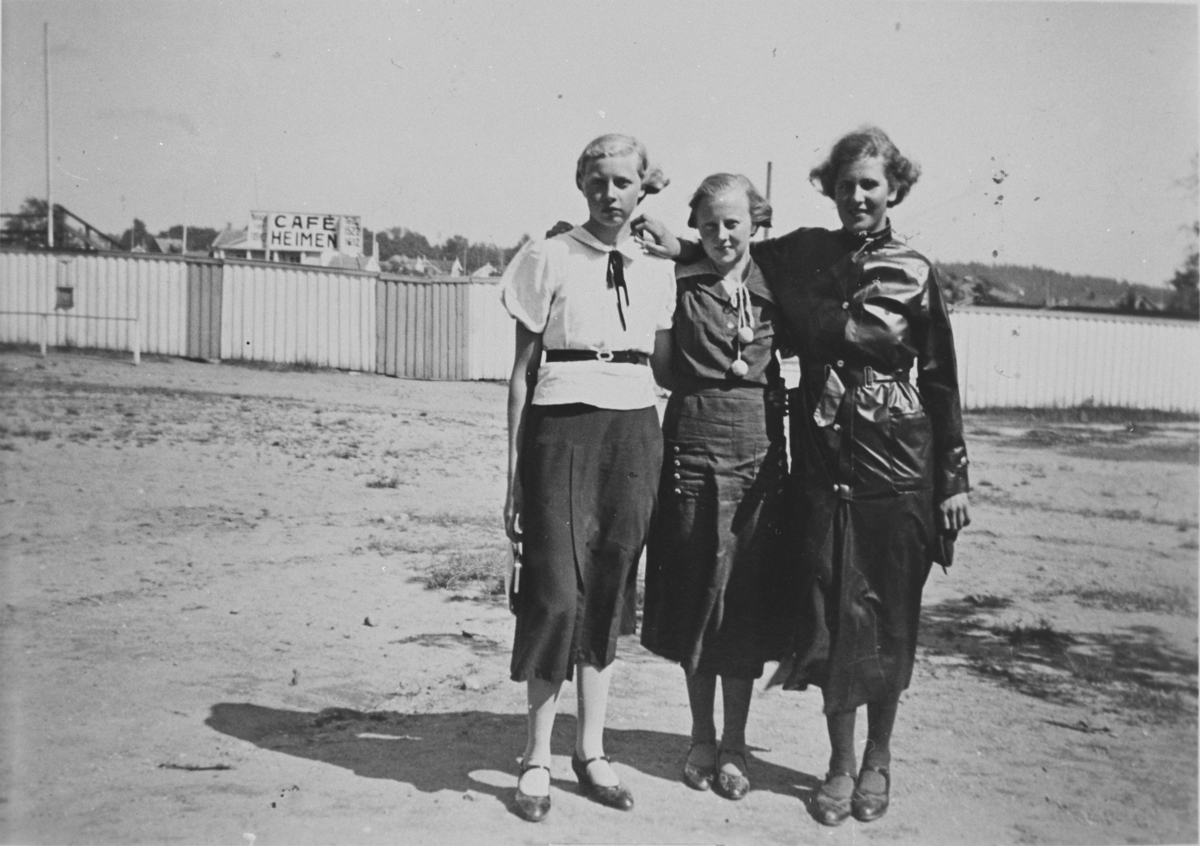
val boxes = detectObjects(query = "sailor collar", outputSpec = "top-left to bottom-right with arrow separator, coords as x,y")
566,226 -> 644,262
675,255 -> 775,305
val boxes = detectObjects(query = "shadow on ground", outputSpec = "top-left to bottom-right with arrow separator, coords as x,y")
206,704 -> 821,817
920,595 -> 1198,718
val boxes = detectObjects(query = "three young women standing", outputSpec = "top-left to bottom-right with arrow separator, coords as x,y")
502,125 -> 971,827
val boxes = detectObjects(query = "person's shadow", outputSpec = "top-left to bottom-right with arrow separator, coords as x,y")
206,703 -> 821,819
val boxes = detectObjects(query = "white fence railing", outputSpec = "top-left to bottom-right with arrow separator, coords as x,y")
2,249 -> 1196,411
950,306 -> 1198,411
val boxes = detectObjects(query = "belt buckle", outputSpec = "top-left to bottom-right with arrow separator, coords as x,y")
596,349 -> 614,362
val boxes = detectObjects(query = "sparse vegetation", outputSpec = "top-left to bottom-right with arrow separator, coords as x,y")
963,594 -> 1012,610
994,618 -> 1074,651
366,472 -> 401,489
1068,586 -> 1195,616
423,548 -> 508,595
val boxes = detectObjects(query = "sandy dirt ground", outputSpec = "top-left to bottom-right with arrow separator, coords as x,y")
0,349 -> 1196,846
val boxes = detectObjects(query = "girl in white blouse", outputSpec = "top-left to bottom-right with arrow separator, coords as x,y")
501,134 -> 676,822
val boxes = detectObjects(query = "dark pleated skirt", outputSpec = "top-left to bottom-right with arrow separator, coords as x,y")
641,387 -> 789,679
510,403 -> 662,683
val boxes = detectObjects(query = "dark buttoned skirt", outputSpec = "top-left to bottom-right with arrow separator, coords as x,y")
641,387 -> 790,678
510,403 -> 662,683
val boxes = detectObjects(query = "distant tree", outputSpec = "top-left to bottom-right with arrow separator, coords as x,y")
1167,157 -> 1199,318
1167,222 -> 1198,318
158,224 -> 221,253
439,234 -> 470,264
934,266 -> 972,305
375,227 -> 434,261
372,225 -> 528,273
502,234 -> 531,267
2,197 -> 54,247
4,196 -> 48,229
118,218 -> 158,252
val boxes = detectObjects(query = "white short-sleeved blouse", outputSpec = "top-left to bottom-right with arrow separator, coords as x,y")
501,226 -> 676,410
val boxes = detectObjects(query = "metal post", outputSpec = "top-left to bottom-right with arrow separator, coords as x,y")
762,161 -> 773,239
40,314 -> 48,357
44,22 -> 53,248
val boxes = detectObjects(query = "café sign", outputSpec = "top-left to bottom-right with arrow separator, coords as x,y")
250,211 -> 362,256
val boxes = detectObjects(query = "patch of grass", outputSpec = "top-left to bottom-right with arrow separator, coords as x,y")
1012,427 -> 1150,448
1070,586 -> 1195,616
415,512 -> 501,530
424,548 -> 509,595
1064,652 -> 1116,685
364,536 -> 454,556
223,359 -> 324,374
963,593 -> 1012,610
993,618 -> 1074,651
967,406 -> 1198,425
965,492 -> 1198,528
366,472 -> 401,489
1115,686 -> 1198,721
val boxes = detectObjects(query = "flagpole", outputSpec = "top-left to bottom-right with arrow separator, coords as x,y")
44,22 -> 53,248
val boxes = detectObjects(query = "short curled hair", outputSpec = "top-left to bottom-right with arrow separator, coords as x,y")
686,173 -> 773,230
575,133 -> 670,196
810,125 -> 922,207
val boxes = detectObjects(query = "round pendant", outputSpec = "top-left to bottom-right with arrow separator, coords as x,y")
738,326 -> 755,344
730,358 -> 749,378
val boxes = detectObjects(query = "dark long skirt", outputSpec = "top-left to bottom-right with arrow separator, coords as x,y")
510,403 -> 662,684
771,483 -> 936,712
641,387 -> 789,679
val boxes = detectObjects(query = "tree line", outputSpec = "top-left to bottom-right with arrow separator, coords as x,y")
3,195 -> 1195,317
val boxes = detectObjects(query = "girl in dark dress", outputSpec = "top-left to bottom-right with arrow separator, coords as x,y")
641,174 -> 789,801
753,126 -> 971,826
502,134 -> 677,822
640,127 -> 971,826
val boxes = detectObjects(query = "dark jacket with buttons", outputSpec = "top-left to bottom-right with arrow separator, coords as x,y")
670,256 -> 782,391
750,224 -> 970,711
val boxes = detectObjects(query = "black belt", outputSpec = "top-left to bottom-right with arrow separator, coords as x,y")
812,363 -> 909,387
545,349 -> 649,365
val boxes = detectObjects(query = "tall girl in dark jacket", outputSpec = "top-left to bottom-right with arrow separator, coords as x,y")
753,126 -> 971,825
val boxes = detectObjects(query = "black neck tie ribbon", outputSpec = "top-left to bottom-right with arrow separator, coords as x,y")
607,250 -> 629,331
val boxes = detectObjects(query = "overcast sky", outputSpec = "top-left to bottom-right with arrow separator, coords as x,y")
2,0 -> 1196,285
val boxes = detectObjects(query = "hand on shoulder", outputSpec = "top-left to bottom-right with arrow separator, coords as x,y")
632,214 -> 682,259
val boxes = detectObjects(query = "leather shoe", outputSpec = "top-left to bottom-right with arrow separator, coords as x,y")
813,771 -> 855,826
714,747 -> 750,800
682,741 -> 716,791
514,761 -> 550,823
571,753 -> 634,811
851,765 -> 890,822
